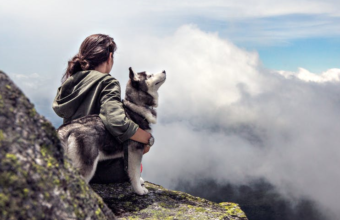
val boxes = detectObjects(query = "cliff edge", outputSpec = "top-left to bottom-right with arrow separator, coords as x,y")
92,182 -> 247,219
0,70 -> 248,220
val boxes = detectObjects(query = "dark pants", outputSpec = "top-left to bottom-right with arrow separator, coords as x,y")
89,158 -> 129,184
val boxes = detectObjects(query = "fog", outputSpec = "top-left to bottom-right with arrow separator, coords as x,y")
7,25 -> 340,219
120,25 -> 340,218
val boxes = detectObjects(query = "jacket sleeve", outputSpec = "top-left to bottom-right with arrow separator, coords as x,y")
99,77 -> 139,143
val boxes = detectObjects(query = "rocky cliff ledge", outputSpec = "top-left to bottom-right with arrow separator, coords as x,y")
0,70 -> 248,220
92,182 -> 247,219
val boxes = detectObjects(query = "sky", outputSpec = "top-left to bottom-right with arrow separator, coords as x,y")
1,0 -> 340,219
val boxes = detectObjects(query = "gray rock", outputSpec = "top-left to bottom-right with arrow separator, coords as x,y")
91,182 -> 248,220
0,70 -> 116,220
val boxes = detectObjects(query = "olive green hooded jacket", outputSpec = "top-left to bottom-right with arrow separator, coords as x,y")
52,70 -> 139,143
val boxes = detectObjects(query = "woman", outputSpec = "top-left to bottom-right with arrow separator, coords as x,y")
52,34 -> 152,182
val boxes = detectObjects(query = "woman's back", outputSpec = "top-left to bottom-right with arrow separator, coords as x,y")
53,70 -> 108,123
52,34 -> 152,184
53,69 -> 141,145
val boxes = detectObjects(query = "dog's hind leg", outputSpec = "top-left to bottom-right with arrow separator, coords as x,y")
66,133 -> 100,184
83,155 -> 99,183
127,142 -> 148,195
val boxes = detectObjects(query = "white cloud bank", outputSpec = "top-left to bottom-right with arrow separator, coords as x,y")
6,24 -> 340,218
279,68 -> 340,82
1,0 -> 340,46
114,25 -> 340,218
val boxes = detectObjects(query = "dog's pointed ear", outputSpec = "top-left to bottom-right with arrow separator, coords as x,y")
129,67 -> 137,82
129,67 -> 139,88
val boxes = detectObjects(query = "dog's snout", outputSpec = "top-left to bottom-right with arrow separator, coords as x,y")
162,70 -> 166,74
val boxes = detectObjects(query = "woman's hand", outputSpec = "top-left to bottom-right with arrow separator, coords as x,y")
130,128 -> 153,154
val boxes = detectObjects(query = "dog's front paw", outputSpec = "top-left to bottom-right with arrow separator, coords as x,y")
142,185 -> 148,193
141,185 -> 149,194
140,177 -> 145,185
133,185 -> 149,195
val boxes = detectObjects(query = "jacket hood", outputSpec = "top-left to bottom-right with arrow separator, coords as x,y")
52,70 -> 108,119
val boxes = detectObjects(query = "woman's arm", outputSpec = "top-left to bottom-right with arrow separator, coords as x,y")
99,77 -> 153,154
130,128 -> 152,154
99,78 -> 140,142
130,128 -> 151,144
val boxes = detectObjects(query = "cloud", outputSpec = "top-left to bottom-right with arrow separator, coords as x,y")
279,68 -> 340,82
1,0 -> 340,46
3,20 -> 340,218
113,25 -> 340,219
1,0 -> 338,20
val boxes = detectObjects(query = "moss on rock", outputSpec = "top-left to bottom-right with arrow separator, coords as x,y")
0,71 -> 116,220
91,182 -> 248,220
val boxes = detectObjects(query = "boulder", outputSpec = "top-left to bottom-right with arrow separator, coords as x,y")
0,70 -> 115,220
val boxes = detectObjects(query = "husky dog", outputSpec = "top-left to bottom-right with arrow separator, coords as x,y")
57,67 -> 166,195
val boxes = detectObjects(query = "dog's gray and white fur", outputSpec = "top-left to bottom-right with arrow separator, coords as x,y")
57,67 -> 166,195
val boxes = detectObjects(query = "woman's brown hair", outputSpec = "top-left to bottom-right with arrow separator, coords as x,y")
62,34 -> 117,83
